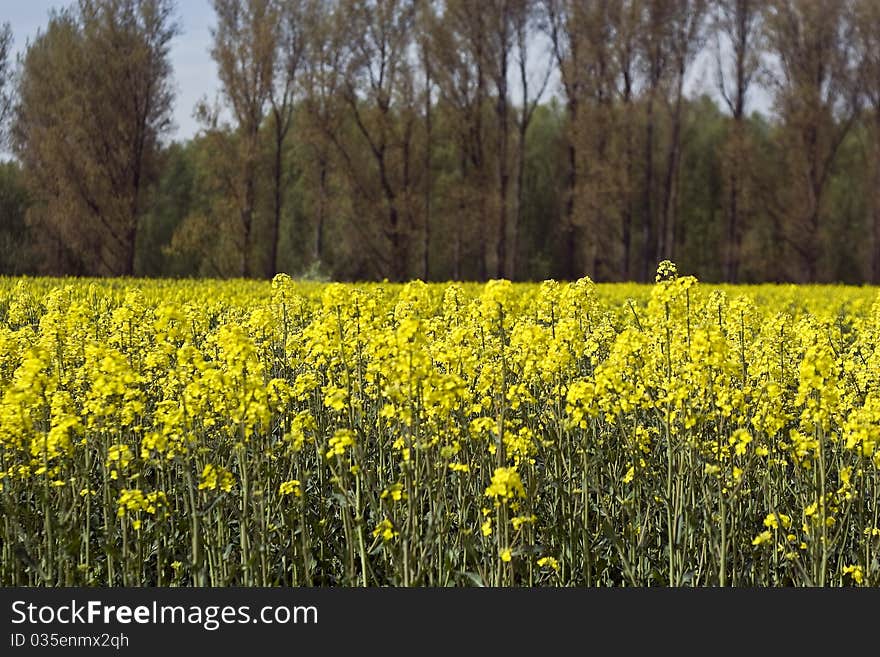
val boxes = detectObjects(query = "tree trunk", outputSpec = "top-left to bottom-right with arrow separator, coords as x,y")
806,204 -> 820,283
725,121 -> 743,283
873,113 -> 880,284
240,133 -> 258,278
378,156 -> 406,281
513,120 -> 526,281
454,195 -> 462,280
126,130 -> 144,277
659,78 -> 683,264
473,29 -> 489,281
657,111 -> 681,262
726,166 -> 740,282
423,117 -> 431,281
591,105 -> 611,280
641,92 -> 656,282
770,211 -> 784,282
621,88 -> 634,280
496,87 -> 509,279
455,149 -> 467,280
125,224 -> 137,276
563,99 -> 578,280
389,204 -> 405,281
453,224 -> 461,279
423,44 -> 432,282
241,172 -> 255,278
726,8 -> 749,283
316,156 -> 326,264
268,118 -> 284,277
124,181 -> 140,276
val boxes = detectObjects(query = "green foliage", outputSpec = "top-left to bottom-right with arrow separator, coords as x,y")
5,1 -> 880,284
0,161 -> 32,274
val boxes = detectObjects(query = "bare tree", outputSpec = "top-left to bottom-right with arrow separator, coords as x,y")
0,23 -> 12,147
854,0 -> 880,283
417,0 -> 436,281
610,0 -> 641,280
333,0 -> 421,281
209,0 -> 279,277
638,1 -> 670,282
511,0 -> 552,279
300,0 -> 345,267
266,0 -> 307,277
544,0 -> 584,279
582,1 -> 626,279
14,1 -> 178,275
763,0 -> 859,281
434,0 -> 491,279
545,0 -> 624,280
714,0 -> 762,282
657,0 -> 707,264
483,0 -> 517,279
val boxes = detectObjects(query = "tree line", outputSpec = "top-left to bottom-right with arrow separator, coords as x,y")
1,0 -> 880,283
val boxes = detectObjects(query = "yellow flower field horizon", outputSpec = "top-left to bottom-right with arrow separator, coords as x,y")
2,264 -> 879,586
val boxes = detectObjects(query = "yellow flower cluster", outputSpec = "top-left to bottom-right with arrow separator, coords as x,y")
485,467 -> 525,502
1,269 -> 879,587
117,489 -> 168,530
198,464 -> 235,493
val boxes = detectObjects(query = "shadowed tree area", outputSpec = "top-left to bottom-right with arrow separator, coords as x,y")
2,0 -> 879,283
11,0 -> 178,276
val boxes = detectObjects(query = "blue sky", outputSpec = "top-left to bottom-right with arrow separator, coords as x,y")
4,0 -> 220,141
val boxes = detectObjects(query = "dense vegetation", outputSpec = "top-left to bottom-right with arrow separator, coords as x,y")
2,269 -> 880,586
1,1 -> 880,284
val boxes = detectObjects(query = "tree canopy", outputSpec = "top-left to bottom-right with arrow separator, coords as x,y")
2,0 -> 880,284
